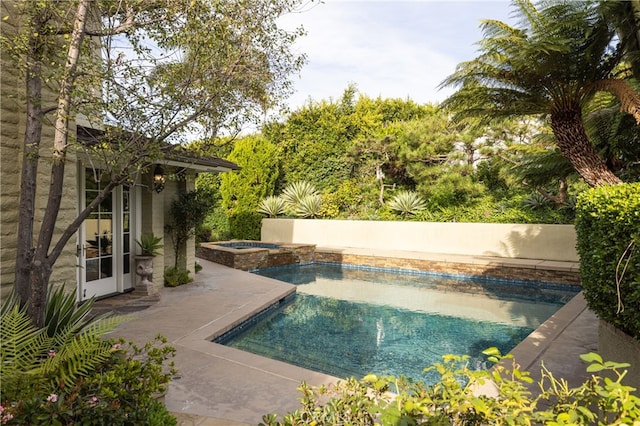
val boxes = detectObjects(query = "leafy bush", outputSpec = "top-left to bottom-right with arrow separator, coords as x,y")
261,351 -> 640,425
575,182 -> 640,339
1,291 -> 177,425
418,169 -> 485,208
164,266 -> 192,287
229,209 -> 262,239
166,190 -> 213,267
202,207 -> 232,242
319,179 -> 369,218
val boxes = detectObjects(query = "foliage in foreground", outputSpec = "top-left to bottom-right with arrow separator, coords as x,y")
575,182 -> 640,339
261,351 -> 640,425
0,290 -> 177,425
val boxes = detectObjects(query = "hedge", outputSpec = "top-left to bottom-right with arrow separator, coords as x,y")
575,182 -> 640,339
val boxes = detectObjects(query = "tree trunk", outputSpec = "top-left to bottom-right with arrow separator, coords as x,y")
14,14 -> 46,307
550,109 -> 622,187
24,0 -> 90,327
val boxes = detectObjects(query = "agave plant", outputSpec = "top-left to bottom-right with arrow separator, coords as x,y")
294,194 -> 323,218
388,191 -> 427,218
258,196 -> 287,218
281,181 -> 318,208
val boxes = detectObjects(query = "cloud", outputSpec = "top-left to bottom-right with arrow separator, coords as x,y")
279,0 -> 513,109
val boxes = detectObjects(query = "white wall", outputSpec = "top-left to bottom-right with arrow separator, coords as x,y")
261,219 -> 578,262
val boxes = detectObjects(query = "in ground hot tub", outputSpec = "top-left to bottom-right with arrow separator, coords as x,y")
196,240 -> 316,270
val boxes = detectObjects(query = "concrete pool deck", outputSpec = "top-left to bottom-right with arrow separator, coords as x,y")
95,255 -> 598,425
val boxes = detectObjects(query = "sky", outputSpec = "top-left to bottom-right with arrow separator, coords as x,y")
278,0 -> 514,110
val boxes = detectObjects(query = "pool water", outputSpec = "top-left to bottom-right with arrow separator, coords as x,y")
218,263 -> 579,382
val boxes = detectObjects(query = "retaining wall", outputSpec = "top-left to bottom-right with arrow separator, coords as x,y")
261,219 -> 578,262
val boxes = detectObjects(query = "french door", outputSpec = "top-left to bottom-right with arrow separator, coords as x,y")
79,168 -> 132,300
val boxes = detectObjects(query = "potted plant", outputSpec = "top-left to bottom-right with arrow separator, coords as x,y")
134,233 -> 163,295
136,232 -> 163,257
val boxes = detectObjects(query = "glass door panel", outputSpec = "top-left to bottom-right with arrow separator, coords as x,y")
82,169 -> 117,299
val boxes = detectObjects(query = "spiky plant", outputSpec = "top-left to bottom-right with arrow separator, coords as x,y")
388,191 -> 427,218
258,196 -> 287,218
523,192 -> 551,210
281,181 -> 318,208
1,288 -> 127,402
294,194 -> 323,218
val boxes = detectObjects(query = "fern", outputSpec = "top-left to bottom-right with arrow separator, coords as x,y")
1,287 -> 128,398
0,305 -> 52,374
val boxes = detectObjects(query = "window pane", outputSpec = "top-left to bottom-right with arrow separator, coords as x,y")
100,257 -> 113,278
99,192 -> 112,213
123,254 -> 130,274
86,259 -> 99,281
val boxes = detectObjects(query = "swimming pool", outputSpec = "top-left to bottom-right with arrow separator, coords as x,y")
216,263 -> 580,382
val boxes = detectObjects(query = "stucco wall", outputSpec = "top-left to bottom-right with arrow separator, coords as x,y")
261,219 -> 578,262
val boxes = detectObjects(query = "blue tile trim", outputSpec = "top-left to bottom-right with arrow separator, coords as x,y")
252,261 -> 581,293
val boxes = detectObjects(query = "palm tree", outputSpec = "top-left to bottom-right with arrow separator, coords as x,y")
599,0 -> 640,80
441,0 -> 640,187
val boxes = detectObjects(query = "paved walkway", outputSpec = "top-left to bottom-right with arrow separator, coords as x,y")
94,256 -> 598,425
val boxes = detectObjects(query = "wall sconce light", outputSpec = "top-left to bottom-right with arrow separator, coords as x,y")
153,165 -> 165,193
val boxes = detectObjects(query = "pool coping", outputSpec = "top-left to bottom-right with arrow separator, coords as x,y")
109,255 -> 596,424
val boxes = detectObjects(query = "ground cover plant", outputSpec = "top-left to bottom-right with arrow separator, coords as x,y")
0,288 -> 177,425
261,351 -> 640,425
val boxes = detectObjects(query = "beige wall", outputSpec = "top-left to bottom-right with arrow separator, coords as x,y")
261,219 -> 578,262
138,169 -> 198,287
1,1 -> 78,295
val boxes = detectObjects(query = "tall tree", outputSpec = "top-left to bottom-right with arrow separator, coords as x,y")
600,0 -> 640,79
441,0 -> 640,187
1,0 -> 306,326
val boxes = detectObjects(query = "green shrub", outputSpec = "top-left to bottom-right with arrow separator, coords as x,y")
229,209 -> 263,240
261,351 -> 640,425
164,266 -> 192,287
319,179 -> 368,218
203,207 -> 232,241
1,291 -> 177,424
575,182 -> 640,339
166,190 -> 213,267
